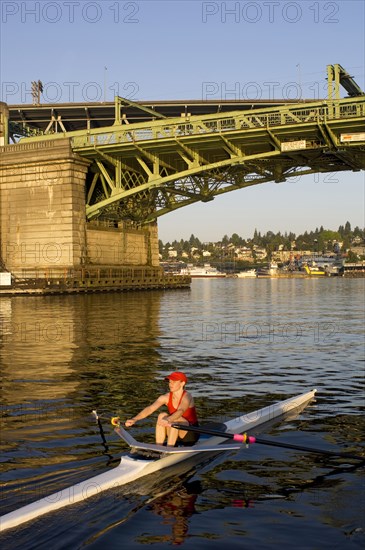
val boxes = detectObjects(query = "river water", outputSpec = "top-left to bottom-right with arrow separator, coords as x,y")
0,278 -> 364,549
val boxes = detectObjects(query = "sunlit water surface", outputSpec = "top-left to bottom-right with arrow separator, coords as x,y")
0,278 -> 364,549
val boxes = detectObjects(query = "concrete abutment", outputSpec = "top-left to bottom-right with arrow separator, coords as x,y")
0,137 -> 189,292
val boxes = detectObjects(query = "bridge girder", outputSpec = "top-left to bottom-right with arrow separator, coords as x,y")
73,97 -> 364,223
18,95 -> 365,224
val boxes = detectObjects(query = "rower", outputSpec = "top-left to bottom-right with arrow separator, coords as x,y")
125,371 -> 200,446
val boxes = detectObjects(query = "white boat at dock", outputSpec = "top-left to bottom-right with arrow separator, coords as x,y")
181,264 -> 226,278
236,269 -> 257,278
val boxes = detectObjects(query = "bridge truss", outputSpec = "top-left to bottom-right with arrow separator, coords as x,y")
19,65 -> 365,224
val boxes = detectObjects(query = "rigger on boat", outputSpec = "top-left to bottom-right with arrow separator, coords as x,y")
0,390 -> 317,532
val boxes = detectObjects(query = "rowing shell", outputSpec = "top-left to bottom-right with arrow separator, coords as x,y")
0,389 -> 316,532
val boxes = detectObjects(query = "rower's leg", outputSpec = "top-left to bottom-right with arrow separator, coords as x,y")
156,413 -> 168,444
167,418 -> 188,446
166,427 -> 179,446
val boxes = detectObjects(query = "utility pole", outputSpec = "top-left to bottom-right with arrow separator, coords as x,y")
31,81 -> 43,105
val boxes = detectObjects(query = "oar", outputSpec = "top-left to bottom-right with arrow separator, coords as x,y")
91,410 -> 114,459
170,423 -> 365,462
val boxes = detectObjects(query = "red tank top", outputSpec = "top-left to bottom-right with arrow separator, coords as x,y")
167,391 -> 198,424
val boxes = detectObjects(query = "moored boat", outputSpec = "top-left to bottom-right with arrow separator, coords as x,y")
303,264 -> 326,276
256,261 -> 279,278
182,264 -> 226,278
0,389 -> 316,532
236,269 -> 257,278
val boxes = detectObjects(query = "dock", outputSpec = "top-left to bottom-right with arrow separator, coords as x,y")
0,267 -> 191,296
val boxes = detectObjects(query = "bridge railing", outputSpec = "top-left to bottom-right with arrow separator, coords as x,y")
71,97 -> 365,149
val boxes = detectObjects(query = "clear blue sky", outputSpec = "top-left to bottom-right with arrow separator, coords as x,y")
1,0 -> 364,241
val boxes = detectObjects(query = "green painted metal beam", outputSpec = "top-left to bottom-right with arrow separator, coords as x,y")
327,64 -> 365,99
114,95 -> 167,124
76,96 -> 365,222
17,66 -> 365,225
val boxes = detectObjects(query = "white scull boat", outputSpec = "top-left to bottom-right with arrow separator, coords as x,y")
0,389 -> 316,532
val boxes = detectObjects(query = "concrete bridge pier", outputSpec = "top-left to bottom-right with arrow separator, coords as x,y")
0,139 -> 90,278
0,134 -> 189,293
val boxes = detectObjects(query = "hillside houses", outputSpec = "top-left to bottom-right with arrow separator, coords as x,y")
159,225 -> 364,267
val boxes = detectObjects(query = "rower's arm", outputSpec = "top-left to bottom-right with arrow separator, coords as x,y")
125,395 -> 167,426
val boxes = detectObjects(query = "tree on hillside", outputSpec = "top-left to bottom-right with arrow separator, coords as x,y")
181,239 -> 190,253
230,233 -> 242,246
344,221 -> 352,233
320,230 -> 340,240
252,228 -> 262,245
353,226 -> 364,238
189,234 -> 201,248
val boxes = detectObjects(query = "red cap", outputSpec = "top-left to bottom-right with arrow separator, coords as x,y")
165,371 -> 188,383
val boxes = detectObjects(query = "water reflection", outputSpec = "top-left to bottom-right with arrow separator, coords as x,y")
142,480 -> 201,546
0,296 -> 79,403
0,293 -> 163,414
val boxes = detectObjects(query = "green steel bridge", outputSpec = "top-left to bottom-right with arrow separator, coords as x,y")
14,64 -> 365,224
